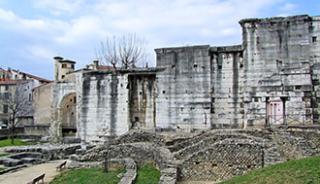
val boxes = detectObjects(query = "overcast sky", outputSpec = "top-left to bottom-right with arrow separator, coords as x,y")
0,0 -> 319,79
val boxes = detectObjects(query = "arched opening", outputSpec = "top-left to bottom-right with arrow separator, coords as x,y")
59,93 -> 77,137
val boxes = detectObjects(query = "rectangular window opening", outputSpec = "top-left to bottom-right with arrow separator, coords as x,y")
312,36 -> 317,43
3,105 -> 8,113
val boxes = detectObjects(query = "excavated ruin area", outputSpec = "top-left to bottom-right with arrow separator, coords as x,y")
75,128 -> 320,183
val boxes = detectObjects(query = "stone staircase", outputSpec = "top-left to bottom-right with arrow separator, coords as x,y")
0,143 -> 81,175
0,152 -> 44,167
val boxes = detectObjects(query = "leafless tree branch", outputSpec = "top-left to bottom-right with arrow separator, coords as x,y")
96,34 -> 146,69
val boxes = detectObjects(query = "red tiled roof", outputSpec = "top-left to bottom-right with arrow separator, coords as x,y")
11,69 -> 52,83
97,65 -> 114,71
0,79 -> 25,85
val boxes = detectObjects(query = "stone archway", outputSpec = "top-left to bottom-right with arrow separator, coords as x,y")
59,93 -> 77,137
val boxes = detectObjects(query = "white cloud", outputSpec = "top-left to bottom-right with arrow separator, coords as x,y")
24,45 -> 56,61
33,0 -> 85,16
0,8 -> 68,33
54,16 -> 106,45
277,2 -> 298,16
281,2 -> 297,12
0,0 -> 291,73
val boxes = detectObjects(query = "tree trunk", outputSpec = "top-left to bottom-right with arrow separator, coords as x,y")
10,113 -> 16,145
10,125 -> 15,144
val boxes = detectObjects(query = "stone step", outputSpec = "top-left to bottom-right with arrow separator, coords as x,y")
1,158 -> 23,167
20,157 -> 44,164
9,152 -> 43,160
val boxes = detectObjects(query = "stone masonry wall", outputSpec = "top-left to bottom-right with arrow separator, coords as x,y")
180,139 -> 263,182
155,46 -> 212,131
210,46 -> 245,128
45,15 -> 320,142
240,15 -> 317,127
128,74 -> 156,130
78,71 -> 130,142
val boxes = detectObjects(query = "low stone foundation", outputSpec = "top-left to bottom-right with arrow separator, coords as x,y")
78,128 -> 320,183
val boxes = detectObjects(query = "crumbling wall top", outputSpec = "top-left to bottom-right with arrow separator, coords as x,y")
210,45 -> 243,53
312,15 -> 320,21
154,45 -> 210,54
239,14 -> 311,26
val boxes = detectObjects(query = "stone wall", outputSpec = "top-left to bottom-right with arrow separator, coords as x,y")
78,71 -> 130,142
128,74 -> 156,129
155,46 -> 212,131
180,139 -> 263,182
78,129 -> 320,183
210,46 -> 244,128
33,83 -> 52,125
240,15 -> 318,127
37,15 -> 320,143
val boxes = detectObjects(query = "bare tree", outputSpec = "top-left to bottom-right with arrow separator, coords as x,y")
96,34 -> 146,69
3,82 -> 28,144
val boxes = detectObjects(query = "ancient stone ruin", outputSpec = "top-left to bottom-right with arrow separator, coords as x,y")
1,14 -> 320,184
77,128 -> 320,183
32,14 -> 320,143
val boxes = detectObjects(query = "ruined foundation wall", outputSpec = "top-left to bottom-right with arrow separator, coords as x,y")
78,72 -> 130,142
155,46 -> 212,131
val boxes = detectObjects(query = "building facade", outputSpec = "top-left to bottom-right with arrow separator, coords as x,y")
34,14 -> 320,142
0,68 -> 51,129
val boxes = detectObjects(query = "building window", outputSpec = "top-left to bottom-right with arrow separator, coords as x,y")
3,105 -> 8,113
1,119 -> 8,128
61,75 -> 65,79
29,94 -> 32,101
62,64 -> 67,68
254,97 -> 259,102
4,92 -> 10,99
312,36 -> 317,43
5,85 -> 9,91
71,64 -> 75,69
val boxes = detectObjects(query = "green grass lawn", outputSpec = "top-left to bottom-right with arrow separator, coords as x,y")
0,139 -> 30,147
50,168 -> 124,184
222,156 -> 320,184
136,163 -> 161,184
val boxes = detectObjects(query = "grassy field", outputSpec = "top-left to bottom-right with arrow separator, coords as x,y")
136,163 -> 161,184
50,163 -> 160,184
0,139 -> 29,147
222,156 -> 320,184
50,168 -> 124,184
